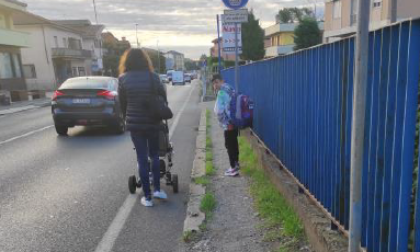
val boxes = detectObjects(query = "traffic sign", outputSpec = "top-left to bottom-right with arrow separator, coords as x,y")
222,9 -> 248,23
222,0 -> 249,10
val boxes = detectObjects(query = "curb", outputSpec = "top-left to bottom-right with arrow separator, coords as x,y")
182,109 -> 207,234
0,101 -> 51,116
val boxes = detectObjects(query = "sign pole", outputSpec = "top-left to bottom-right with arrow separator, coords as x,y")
217,15 -> 223,73
234,22 -> 239,91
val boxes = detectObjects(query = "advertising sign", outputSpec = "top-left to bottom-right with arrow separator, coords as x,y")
222,23 -> 242,54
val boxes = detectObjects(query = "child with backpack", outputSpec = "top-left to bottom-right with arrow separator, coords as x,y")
212,74 -> 253,177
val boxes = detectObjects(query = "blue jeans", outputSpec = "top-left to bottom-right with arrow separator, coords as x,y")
131,131 -> 160,198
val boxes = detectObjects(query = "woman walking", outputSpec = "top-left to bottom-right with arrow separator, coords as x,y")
118,48 -> 168,207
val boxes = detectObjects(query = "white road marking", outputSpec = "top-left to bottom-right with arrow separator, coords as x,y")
94,83 -> 196,252
0,125 -> 54,146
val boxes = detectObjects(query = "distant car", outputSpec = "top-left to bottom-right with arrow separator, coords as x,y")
184,74 -> 191,83
159,74 -> 169,84
51,76 -> 125,136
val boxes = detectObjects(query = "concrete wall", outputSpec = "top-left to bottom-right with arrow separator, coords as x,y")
18,24 -> 56,90
398,0 -> 420,20
16,24 -> 92,90
325,0 -> 420,41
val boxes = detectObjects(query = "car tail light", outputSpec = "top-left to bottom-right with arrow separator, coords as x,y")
52,90 -> 64,101
97,90 -> 117,100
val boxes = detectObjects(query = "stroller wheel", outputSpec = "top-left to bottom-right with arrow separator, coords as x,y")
160,160 -> 166,173
128,176 -> 137,194
136,178 -> 142,188
172,174 -> 179,193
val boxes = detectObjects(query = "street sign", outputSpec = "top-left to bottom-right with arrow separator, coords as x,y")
222,0 -> 249,10
222,23 -> 242,54
222,9 -> 248,23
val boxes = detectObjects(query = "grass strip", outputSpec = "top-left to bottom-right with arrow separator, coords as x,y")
194,176 -> 210,186
200,192 -> 216,218
239,136 -> 305,251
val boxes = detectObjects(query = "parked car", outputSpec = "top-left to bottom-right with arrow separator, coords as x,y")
167,70 -> 174,82
159,74 -> 169,84
51,76 -> 125,136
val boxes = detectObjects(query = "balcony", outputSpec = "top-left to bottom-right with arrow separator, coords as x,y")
265,45 -> 295,57
0,28 -> 30,47
51,48 -> 92,59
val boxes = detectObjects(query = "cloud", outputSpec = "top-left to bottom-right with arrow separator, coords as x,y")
21,0 -> 325,59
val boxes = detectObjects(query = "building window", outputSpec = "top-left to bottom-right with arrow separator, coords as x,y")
54,36 -> 59,48
63,38 -> 67,48
373,0 -> 382,8
72,67 -> 78,77
78,67 -> 85,76
23,64 -> 37,79
0,52 -> 14,79
333,0 -> 342,19
12,54 -> 22,78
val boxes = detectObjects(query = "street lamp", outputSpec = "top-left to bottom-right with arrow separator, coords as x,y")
157,40 -> 161,74
135,23 -> 139,48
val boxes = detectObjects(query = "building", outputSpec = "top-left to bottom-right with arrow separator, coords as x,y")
14,13 -> 95,90
53,20 -> 105,74
324,0 -> 420,42
210,38 -> 235,61
264,21 -> 324,58
165,50 -> 184,70
0,0 -> 30,93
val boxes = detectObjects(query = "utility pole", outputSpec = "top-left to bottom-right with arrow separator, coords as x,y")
157,40 -> 161,74
349,0 -> 371,251
389,0 -> 397,23
92,0 -> 98,24
92,0 -> 103,75
135,24 -> 139,48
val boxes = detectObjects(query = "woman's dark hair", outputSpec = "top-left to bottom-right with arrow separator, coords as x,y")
119,48 -> 154,75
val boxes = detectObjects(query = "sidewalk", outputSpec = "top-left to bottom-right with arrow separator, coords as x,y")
0,93 -> 52,116
182,102 -> 271,252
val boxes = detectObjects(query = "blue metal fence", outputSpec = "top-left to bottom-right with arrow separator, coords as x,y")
222,19 -> 420,251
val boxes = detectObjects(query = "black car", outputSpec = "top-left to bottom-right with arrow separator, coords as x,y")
52,77 -> 125,136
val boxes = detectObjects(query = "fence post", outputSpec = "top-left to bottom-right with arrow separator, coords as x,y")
349,0 -> 371,251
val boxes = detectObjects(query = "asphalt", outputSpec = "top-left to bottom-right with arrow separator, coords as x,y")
0,81 -> 201,252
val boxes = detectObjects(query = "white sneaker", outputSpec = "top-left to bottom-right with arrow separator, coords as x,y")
224,168 -> 239,177
153,190 -> 168,199
141,197 -> 153,207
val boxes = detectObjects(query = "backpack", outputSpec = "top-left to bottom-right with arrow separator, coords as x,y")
229,92 -> 254,129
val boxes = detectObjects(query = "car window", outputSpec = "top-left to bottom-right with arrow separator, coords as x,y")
60,78 -> 115,90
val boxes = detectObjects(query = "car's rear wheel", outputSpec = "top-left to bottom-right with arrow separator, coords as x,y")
113,117 -> 125,134
55,125 -> 68,136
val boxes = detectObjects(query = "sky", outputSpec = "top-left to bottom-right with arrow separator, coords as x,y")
22,0 -> 324,60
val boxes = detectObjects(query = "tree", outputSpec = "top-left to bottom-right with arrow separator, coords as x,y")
241,12 -> 265,61
275,7 -> 314,23
294,17 -> 322,50
276,8 -> 293,23
185,59 -> 200,71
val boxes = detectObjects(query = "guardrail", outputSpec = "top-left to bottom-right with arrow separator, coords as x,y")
222,19 -> 420,251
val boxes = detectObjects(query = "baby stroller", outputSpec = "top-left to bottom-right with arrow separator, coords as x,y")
128,121 -> 179,194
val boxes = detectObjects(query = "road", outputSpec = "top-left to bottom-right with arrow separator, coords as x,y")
0,80 -> 201,252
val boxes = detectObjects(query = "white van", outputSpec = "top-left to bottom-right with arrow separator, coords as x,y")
172,71 -> 184,85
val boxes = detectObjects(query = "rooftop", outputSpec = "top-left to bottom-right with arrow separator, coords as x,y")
53,20 -> 105,37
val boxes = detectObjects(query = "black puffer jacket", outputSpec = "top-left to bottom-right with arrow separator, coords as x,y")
118,71 -> 167,132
